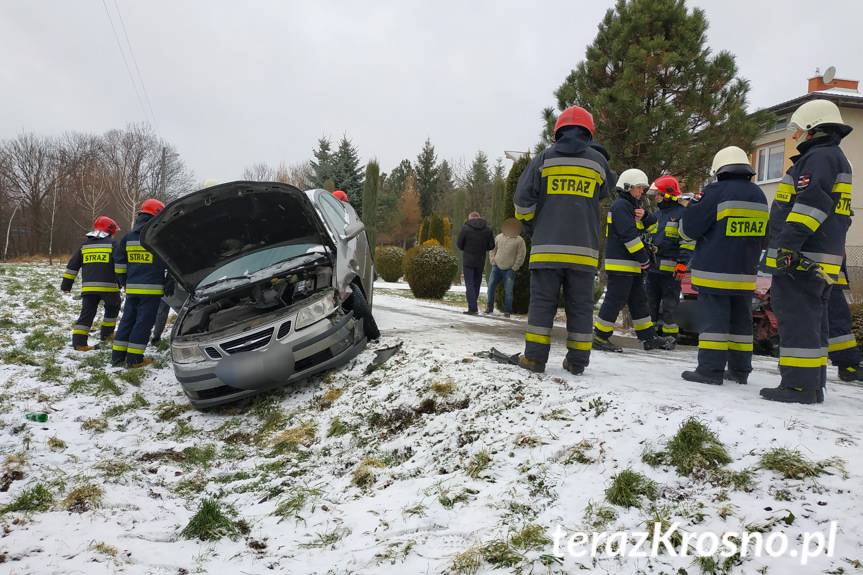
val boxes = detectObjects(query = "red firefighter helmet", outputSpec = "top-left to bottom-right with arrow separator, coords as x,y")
648,175 -> 681,200
140,198 -> 165,216
554,105 -> 595,139
333,190 -> 348,202
93,216 -> 118,235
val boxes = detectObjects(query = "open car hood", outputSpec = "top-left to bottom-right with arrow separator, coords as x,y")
140,181 -> 334,294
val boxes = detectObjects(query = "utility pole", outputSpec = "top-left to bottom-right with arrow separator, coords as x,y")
160,146 -> 167,201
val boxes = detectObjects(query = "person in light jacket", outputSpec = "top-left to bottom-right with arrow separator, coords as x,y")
484,218 -> 526,318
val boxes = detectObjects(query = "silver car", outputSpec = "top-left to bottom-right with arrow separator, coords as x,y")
140,182 -> 378,408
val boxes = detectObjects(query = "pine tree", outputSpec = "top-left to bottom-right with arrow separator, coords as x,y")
464,151 -> 492,216
395,174 -> 421,249
377,159 -> 413,242
551,0 -> 771,186
310,137 -> 335,188
362,160 -> 380,249
414,138 -> 439,219
451,188 -> 467,284
498,155 -> 532,314
331,135 -> 364,216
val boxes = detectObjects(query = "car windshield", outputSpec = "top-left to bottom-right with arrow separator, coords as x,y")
198,244 -> 322,288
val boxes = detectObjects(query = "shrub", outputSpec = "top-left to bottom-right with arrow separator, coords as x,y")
404,244 -> 459,299
375,246 -> 405,282
494,155 -> 532,314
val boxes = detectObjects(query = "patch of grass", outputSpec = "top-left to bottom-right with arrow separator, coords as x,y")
47,436 -> 66,452
367,404 -> 418,436
117,369 -> 146,387
708,468 -> 756,492
510,523 -> 551,550
272,420 -> 317,454
540,407 -> 573,421
139,445 -> 217,470
23,328 -> 66,351
327,417 -> 350,437
248,392 -> 289,436
103,392 -> 150,417
429,380 -> 455,396
81,418 -> 108,433
352,458 -> 386,488
273,486 -> 323,522
168,419 -> 201,440
428,482 -> 478,510
482,538 -> 523,568
448,544 -> 483,575
583,499 -> 617,530
88,541 -> 118,557
643,418 -> 732,476
465,449 -> 492,479
154,401 -> 193,422
298,525 -> 351,549
2,483 -> 53,514
38,355 -> 63,382
758,447 -> 836,479
605,469 -> 657,509
693,543 -> 744,575
317,388 -> 343,410
69,372 -> 122,396
557,439 -> 595,465
401,501 -> 427,519
180,498 -> 240,541
587,396 -> 610,417
95,459 -> 133,479
513,432 -> 541,448
80,351 -> 111,368
1,347 -> 39,366
645,507 -> 686,555
61,484 -> 104,513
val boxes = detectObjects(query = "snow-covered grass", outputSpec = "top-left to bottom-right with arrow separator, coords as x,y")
1,262 -> 862,574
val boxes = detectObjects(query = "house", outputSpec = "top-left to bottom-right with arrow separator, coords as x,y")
750,71 -> 863,252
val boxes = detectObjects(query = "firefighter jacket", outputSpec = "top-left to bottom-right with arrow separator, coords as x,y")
115,213 -> 166,295
648,200 -> 694,274
61,235 -> 120,293
514,128 -> 614,272
763,132 -> 852,281
679,177 -> 768,295
603,191 -> 657,275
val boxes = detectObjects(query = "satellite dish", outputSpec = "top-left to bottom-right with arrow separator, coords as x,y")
823,66 -> 836,84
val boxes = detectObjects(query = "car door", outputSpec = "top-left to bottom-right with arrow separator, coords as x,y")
312,191 -> 373,303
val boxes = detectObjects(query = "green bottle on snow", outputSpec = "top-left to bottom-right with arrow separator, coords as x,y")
25,413 -> 48,422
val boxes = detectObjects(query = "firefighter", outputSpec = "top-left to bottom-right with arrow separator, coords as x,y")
760,99 -> 853,403
828,256 -> 863,381
594,169 -> 675,352
513,105 -> 614,375
679,146 -> 768,385
61,216 -> 121,351
645,175 -> 695,341
112,199 -> 167,368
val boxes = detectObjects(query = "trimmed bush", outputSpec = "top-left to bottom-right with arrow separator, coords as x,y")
404,244 -> 459,299
375,246 -> 405,282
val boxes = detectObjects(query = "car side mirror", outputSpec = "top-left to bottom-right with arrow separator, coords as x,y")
342,221 -> 366,240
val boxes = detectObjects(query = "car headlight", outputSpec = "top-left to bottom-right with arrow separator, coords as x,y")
295,295 -> 336,330
172,343 -> 207,364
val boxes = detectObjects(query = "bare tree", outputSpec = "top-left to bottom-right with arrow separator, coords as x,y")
242,162 -> 278,182
100,123 -> 160,229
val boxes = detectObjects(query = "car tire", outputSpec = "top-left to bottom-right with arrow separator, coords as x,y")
346,286 -> 380,340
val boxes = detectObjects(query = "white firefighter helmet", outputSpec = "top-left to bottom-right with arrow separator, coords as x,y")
788,99 -> 851,136
616,168 -> 650,193
710,146 -> 756,177
202,178 -> 219,188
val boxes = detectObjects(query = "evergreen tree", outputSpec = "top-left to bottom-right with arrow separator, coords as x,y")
551,0 -> 771,186
310,137 -> 335,188
395,174 -> 421,249
377,159 -> 413,242
362,160 -> 380,249
464,151 -> 492,216
414,138 -> 439,219
490,175 -> 505,234
451,188 -> 467,284
498,155 -> 532,314
331,135 -> 364,215
433,159 -> 456,216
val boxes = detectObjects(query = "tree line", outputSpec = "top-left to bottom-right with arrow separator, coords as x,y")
0,123 -> 195,262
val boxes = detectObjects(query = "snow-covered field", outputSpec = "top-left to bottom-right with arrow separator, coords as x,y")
1,262 -> 862,575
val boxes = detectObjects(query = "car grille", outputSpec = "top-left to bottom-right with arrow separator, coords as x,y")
277,321 -> 292,339
220,327 -> 274,355
203,346 -> 222,360
294,348 -> 333,372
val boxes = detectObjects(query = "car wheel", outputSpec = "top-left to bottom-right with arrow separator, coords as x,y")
346,287 -> 380,340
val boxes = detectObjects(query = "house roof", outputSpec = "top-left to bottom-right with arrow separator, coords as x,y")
765,90 -> 863,116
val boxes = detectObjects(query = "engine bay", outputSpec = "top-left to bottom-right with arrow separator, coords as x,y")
177,263 -> 334,337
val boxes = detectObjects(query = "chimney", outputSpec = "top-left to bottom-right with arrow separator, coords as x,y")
808,75 -> 859,93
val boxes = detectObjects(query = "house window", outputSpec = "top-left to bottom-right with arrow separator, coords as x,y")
756,143 -> 785,183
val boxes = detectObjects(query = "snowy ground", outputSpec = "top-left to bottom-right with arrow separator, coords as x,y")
1,263 -> 862,575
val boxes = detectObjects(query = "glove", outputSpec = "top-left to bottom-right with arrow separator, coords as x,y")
673,263 -> 688,281
774,248 -> 796,274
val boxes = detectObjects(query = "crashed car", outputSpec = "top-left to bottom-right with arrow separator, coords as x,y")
140,182 -> 378,408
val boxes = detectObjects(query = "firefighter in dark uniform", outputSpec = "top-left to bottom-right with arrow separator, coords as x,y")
513,105 -> 614,375
761,99 -> 853,403
827,256 -> 863,381
61,216 -> 121,351
112,199 -> 167,368
680,146 -> 768,385
645,175 -> 695,341
594,169 -> 675,352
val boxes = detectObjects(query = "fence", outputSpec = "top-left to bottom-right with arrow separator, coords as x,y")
844,245 -> 863,303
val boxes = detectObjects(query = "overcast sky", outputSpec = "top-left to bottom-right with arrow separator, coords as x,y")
1,0 -> 861,184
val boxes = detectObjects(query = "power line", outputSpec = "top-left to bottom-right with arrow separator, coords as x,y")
113,0 -> 160,137
101,0 -> 152,127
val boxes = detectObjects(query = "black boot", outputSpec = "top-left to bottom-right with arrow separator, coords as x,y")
838,363 -> 863,382
518,355 -> 546,374
723,370 -> 749,385
562,358 -> 584,375
759,386 -> 823,404
592,336 -> 623,353
644,335 -> 676,351
681,370 -> 723,385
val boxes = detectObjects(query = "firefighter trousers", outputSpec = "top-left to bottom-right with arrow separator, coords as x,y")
594,273 -> 657,341
645,272 -> 681,338
694,293 -> 753,378
524,268 -> 594,367
112,294 -> 161,366
73,292 -> 121,347
827,287 -> 861,367
771,272 -> 829,392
